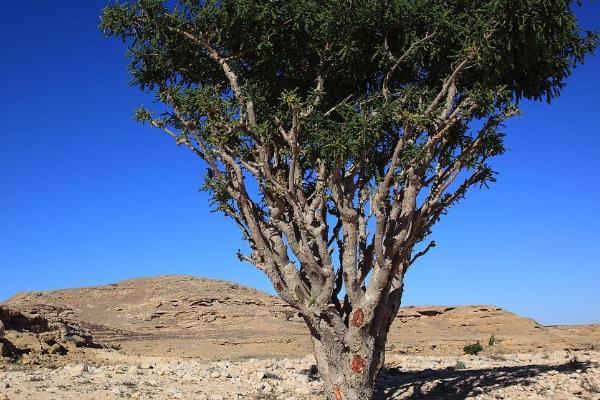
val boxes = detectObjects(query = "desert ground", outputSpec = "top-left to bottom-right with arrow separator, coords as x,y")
1,275 -> 599,399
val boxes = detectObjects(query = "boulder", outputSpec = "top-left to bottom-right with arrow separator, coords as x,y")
0,305 -> 102,361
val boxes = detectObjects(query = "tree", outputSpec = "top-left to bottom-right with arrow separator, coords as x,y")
100,1 -> 596,398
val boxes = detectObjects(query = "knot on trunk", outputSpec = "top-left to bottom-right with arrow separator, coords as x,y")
351,354 -> 365,374
351,308 -> 364,327
333,384 -> 342,400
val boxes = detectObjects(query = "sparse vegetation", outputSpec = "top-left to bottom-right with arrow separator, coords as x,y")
463,341 -> 483,356
454,360 -> 467,370
281,309 -> 297,322
488,335 -> 497,346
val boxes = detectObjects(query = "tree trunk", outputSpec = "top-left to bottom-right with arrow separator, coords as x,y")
308,322 -> 386,400
305,280 -> 404,400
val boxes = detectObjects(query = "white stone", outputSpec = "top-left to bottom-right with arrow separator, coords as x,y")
69,364 -> 89,377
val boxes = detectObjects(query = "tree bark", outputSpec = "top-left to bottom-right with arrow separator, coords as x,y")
307,319 -> 387,400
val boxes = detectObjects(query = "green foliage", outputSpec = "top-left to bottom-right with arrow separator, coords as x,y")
100,0 -> 596,120
100,0 -> 596,228
201,174 -> 233,213
463,341 -> 483,356
133,107 -> 153,123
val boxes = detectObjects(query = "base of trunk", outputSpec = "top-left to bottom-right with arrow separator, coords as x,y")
330,382 -> 375,400
311,328 -> 384,400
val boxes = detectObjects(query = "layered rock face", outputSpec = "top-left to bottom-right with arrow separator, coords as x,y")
2,275 -> 599,359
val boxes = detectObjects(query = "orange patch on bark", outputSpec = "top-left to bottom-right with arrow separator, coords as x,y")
351,355 -> 365,373
333,384 -> 342,400
351,308 -> 364,327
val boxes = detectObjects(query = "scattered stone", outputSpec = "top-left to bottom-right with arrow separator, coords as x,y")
261,382 -> 273,393
138,362 -> 155,370
110,387 -> 123,395
0,350 -> 597,399
472,387 -> 484,395
68,363 -> 89,377
294,386 -> 312,395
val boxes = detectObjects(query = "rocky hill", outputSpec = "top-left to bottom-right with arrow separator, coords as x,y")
2,275 -> 599,360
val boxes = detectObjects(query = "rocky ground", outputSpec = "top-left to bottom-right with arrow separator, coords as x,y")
1,275 -> 599,399
0,350 -> 599,399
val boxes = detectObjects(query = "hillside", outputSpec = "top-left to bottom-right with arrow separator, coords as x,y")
3,275 -> 599,359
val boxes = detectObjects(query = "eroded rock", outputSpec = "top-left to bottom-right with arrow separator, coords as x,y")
0,306 -> 102,361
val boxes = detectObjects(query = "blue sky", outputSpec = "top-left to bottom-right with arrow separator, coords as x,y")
1,1 -> 598,325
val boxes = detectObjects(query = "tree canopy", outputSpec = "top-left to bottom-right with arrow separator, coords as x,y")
101,1 -> 596,398
100,0 -> 597,319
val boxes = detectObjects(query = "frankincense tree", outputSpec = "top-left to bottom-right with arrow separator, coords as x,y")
101,1 -> 596,398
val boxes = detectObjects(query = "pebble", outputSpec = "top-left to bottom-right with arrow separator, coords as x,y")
68,363 -> 89,377
138,362 -> 155,370
261,382 -> 273,393
0,350 -> 598,399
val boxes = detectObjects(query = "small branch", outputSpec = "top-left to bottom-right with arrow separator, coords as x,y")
150,121 -> 205,158
383,32 -> 436,101
323,94 -> 353,117
301,43 -> 330,118
168,26 -> 257,125
425,56 -> 471,116
408,240 -> 436,267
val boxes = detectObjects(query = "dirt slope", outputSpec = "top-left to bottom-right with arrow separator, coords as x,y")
3,275 -> 599,359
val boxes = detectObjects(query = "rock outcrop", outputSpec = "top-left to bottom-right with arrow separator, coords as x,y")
0,305 -> 102,362
3,275 -> 599,359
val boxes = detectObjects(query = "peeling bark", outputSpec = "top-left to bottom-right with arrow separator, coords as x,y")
308,317 -> 388,400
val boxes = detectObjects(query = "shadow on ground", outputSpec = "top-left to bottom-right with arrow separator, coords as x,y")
374,360 -> 594,399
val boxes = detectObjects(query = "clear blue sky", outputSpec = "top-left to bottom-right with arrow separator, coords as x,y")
1,1 -> 598,325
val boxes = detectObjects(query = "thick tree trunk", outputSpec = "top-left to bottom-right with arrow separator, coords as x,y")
306,280 -> 405,400
308,322 -> 386,400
